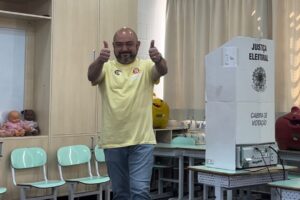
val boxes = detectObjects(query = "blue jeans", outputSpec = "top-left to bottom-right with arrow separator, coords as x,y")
104,144 -> 154,200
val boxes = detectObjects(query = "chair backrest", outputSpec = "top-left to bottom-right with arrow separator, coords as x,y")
0,187 -> 6,194
10,147 -> 48,186
57,145 -> 91,166
94,145 -> 106,177
171,136 -> 196,145
57,145 -> 93,180
11,147 -> 46,169
94,145 -> 106,162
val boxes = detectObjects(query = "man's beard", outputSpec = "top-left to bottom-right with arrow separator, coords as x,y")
116,52 -> 136,64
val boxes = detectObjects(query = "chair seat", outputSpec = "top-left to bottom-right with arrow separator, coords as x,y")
153,164 -> 172,169
18,180 -> 65,189
288,173 -> 300,180
159,177 -> 179,183
0,187 -> 6,194
66,176 -> 110,185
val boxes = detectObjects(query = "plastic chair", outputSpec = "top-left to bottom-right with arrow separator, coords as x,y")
0,186 -> 6,200
171,136 -> 196,145
57,145 -> 110,200
94,145 -> 111,200
0,187 -> 6,194
10,147 -> 65,200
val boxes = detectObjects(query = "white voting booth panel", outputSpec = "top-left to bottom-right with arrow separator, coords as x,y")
205,37 -> 274,102
205,37 -> 275,170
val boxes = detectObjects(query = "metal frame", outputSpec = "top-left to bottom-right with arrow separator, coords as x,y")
153,143 -> 205,200
194,165 -> 289,200
279,150 -> 300,161
271,188 -> 300,200
272,150 -> 300,200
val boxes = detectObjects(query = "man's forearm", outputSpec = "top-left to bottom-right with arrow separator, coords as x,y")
88,57 -> 104,84
155,58 -> 168,76
152,58 -> 168,82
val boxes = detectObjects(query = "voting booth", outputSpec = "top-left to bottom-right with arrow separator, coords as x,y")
205,36 -> 277,170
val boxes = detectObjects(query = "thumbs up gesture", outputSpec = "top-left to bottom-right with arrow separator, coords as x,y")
99,41 -> 110,63
149,40 -> 162,63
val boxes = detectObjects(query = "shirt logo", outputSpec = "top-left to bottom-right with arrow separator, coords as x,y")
114,69 -> 122,75
133,67 -> 140,74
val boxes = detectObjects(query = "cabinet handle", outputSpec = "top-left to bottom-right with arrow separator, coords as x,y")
91,136 -> 94,151
93,49 -> 96,61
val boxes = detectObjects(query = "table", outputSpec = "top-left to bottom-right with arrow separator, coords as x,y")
189,165 -> 295,200
268,178 -> 300,200
279,150 -> 300,161
153,143 -> 205,200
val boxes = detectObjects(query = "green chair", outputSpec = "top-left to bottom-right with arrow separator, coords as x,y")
94,145 -> 111,200
0,187 -> 6,194
171,136 -> 196,145
94,145 -> 108,177
57,145 -> 110,200
0,187 -> 6,200
10,147 -> 65,200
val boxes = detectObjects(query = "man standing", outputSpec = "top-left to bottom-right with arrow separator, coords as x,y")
88,27 -> 168,199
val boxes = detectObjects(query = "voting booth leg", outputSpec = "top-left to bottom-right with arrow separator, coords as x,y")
188,157 -> 194,200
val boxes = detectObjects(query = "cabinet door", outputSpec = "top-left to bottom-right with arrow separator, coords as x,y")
96,0 -> 138,132
51,0 -> 99,135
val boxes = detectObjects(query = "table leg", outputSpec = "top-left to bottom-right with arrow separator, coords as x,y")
203,185 -> 208,200
158,168 -> 163,194
189,157 -> 194,200
246,189 -> 251,200
271,188 -> 281,200
179,156 -> 184,199
215,186 -> 224,200
227,190 -> 232,200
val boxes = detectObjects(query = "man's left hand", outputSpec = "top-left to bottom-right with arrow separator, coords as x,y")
149,40 -> 162,64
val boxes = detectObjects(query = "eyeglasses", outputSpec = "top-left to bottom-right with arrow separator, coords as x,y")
113,41 -> 135,49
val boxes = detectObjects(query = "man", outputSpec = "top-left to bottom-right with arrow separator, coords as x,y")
88,27 -> 167,200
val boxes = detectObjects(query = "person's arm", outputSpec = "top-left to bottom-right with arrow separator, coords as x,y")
149,40 -> 168,82
88,41 -> 110,85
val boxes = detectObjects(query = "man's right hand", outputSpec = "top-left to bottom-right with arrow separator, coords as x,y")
88,41 -> 110,84
99,41 -> 110,63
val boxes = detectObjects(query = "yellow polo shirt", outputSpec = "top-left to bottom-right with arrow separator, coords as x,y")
96,58 -> 157,148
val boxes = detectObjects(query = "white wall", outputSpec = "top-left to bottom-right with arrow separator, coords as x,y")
137,0 -> 166,99
0,28 -> 25,123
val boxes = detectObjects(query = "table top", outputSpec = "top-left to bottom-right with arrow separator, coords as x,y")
154,127 -> 188,131
268,178 -> 300,191
279,150 -> 300,162
188,165 -> 297,176
155,143 -> 206,150
279,150 -> 300,155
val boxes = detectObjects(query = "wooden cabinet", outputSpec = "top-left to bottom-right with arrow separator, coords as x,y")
50,0 -> 99,135
0,2 -> 52,198
0,0 -> 138,198
155,128 -> 188,143
0,0 -> 52,135
50,0 -> 138,135
0,0 -> 51,19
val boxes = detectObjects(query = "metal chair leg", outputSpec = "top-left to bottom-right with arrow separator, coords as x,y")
52,187 -> 58,200
97,184 -> 103,200
20,187 -> 26,200
68,183 -> 76,200
105,183 -> 111,200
